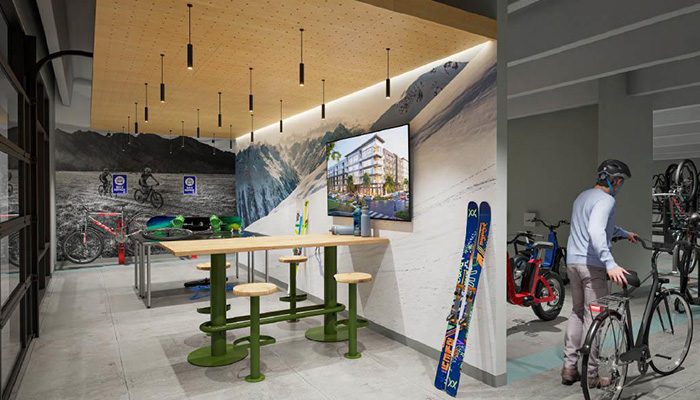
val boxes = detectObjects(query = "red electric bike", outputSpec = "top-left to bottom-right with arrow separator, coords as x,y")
507,234 -> 565,321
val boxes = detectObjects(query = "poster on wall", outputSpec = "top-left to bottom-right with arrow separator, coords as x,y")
183,175 -> 197,195
111,174 -> 127,195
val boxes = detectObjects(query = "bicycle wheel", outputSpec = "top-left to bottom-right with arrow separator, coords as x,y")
62,228 -> 104,264
581,312 -> 629,400
647,291 -> 693,375
134,189 -> 144,202
673,241 -> 698,275
98,184 -> 106,196
150,191 -> 164,209
673,160 -> 698,202
532,271 -> 565,321
142,228 -> 193,241
554,250 -> 569,284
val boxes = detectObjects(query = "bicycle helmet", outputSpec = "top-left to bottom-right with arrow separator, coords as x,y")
144,167 -> 152,174
597,159 -> 631,196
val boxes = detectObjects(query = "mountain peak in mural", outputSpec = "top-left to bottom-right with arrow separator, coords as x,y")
370,61 -> 467,131
55,129 -> 235,174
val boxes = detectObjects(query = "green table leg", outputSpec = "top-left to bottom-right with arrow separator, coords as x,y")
305,246 -> 349,342
289,262 -> 299,322
345,283 -> 361,359
188,253 -> 247,367
245,296 -> 265,382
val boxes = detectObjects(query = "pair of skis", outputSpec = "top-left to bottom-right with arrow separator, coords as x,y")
434,201 -> 491,397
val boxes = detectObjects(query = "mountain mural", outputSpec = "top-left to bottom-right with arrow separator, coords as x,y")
55,129 -> 235,174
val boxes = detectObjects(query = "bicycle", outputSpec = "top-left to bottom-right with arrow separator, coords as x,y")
580,237 -> 693,400
134,183 -> 164,209
530,217 -> 569,284
674,212 -> 700,306
98,181 -> 111,196
506,236 -> 565,321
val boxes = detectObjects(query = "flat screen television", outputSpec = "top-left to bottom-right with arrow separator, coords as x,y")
326,124 -> 411,221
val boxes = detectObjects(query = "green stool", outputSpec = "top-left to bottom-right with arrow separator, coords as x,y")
334,272 -> 373,359
233,282 -> 278,383
278,255 -> 308,322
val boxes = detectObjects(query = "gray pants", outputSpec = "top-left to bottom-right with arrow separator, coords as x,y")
563,264 -> 609,375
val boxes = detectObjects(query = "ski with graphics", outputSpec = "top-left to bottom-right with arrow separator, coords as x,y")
444,201 -> 491,397
434,201 -> 479,390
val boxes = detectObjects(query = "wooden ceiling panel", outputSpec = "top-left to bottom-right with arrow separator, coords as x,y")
91,0 -> 488,137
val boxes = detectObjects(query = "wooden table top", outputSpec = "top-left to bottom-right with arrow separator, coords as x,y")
159,233 -> 389,257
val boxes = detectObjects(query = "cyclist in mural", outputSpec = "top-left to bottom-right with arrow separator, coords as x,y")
98,168 -> 111,195
139,167 -> 159,198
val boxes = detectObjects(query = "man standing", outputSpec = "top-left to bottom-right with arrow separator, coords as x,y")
561,159 -> 637,387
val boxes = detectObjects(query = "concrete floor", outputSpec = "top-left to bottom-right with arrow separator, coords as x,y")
12,256 -> 700,399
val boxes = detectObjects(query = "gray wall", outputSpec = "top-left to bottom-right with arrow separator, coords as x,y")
507,105 -> 598,244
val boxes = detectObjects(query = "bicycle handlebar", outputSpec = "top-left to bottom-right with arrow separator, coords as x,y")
530,217 -> 570,230
613,236 -> 673,254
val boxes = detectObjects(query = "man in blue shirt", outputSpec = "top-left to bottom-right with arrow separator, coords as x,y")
561,159 -> 637,388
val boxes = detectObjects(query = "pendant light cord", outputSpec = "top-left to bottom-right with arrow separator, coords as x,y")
188,4 -> 192,43
145,83 -> 148,106
386,48 -> 390,78
300,28 -> 304,62
160,54 -> 164,83
249,68 -> 253,94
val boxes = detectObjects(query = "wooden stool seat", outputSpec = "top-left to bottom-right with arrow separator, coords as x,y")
334,272 -> 372,284
196,262 -> 231,271
278,255 -> 308,263
233,283 -> 278,297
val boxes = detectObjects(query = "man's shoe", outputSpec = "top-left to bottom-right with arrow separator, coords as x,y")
587,375 -> 612,388
561,366 -> 580,385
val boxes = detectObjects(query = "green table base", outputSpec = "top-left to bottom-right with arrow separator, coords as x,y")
187,344 -> 247,367
344,352 -> 362,359
305,325 -> 349,342
245,373 -> 265,383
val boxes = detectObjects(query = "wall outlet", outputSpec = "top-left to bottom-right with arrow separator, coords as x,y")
524,212 -> 537,227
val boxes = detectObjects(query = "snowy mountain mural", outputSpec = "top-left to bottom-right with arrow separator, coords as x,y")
235,41 -> 499,377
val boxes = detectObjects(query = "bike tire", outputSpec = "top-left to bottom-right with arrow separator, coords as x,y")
531,271 -> 565,321
665,163 -> 678,190
647,290 -> 693,375
673,159 -> 698,203
98,184 -> 106,196
581,312 -> 629,400
134,189 -> 144,202
553,250 -> 569,284
673,241 -> 698,276
151,191 -> 164,209
142,228 -> 193,241
62,227 -> 104,264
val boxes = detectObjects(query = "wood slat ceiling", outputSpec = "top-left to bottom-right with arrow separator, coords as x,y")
91,0 -> 488,138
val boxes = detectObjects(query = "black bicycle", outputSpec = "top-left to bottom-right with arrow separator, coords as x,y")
134,183 -> 164,209
580,237 -> 693,400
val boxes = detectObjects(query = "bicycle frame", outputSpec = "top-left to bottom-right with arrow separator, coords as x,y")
506,247 -> 557,306
82,211 -> 124,238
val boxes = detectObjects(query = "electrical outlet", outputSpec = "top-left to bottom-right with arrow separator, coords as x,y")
524,212 -> 536,227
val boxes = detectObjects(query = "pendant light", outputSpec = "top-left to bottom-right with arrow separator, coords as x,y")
181,120 -> 185,148
229,124 -> 233,149
299,28 -> 305,86
144,83 -> 149,123
186,3 -> 193,70
279,100 -> 283,133
385,48 -> 391,99
250,113 -> 254,143
321,79 -> 326,119
218,92 -> 222,128
169,129 -> 173,155
196,108 -> 200,138
248,68 -> 254,113
121,125 -> 126,151
160,53 -> 166,102
127,116 -> 131,145
134,102 -> 139,134
212,131 -> 216,155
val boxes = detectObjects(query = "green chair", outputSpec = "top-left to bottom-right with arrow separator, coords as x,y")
233,282 -> 278,382
334,272 -> 373,359
278,255 -> 308,322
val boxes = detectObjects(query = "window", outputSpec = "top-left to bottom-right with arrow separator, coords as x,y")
0,305 -> 21,392
0,71 -> 19,147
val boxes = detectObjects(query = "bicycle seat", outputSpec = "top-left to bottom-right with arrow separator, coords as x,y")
606,270 -> 641,288
532,241 -> 554,251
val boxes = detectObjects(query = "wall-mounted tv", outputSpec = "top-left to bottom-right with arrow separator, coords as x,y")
326,124 -> 411,221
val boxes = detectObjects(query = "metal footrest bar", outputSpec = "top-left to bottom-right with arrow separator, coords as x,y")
280,293 -> 308,302
233,335 -> 276,349
197,304 -> 231,314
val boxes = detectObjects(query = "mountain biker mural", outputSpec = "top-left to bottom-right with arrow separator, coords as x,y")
55,129 -> 236,265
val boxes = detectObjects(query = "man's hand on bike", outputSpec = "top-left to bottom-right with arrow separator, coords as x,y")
627,232 -> 638,243
608,266 -> 630,286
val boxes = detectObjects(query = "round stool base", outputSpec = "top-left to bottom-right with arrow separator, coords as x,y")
187,344 -> 247,367
245,374 -> 265,383
344,352 -> 361,360
305,325 -> 349,342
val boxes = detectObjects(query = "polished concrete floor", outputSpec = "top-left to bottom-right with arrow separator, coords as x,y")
13,256 -> 700,399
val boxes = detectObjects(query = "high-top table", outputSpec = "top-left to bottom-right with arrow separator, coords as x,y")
160,233 -> 389,367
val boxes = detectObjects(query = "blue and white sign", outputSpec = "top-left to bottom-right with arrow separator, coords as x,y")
112,174 -> 128,195
183,175 -> 197,195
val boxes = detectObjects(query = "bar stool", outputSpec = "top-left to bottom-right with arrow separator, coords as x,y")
233,282 -> 278,383
194,261 -> 232,315
278,255 -> 308,322
334,272 -> 372,359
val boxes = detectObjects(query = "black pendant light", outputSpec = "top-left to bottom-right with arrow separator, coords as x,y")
121,125 -> 126,151
299,28 -> 305,86
144,83 -> 149,123
186,3 -> 193,70
181,120 -> 185,148
385,48 -> 391,99
160,53 -> 166,102
218,91 -> 222,128
229,124 -> 233,149
250,113 -> 254,143
196,108 -> 200,138
169,129 -> 173,155
279,100 -> 283,133
212,131 -> 216,155
321,79 -> 326,119
134,102 -> 139,134
248,68 -> 254,113
127,116 -> 131,145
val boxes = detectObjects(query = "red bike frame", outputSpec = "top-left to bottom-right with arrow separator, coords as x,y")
81,210 -> 127,264
506,251 -> 556,306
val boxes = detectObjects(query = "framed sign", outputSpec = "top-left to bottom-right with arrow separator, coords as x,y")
112,174 -> 128,195
183,175 -> 197,195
